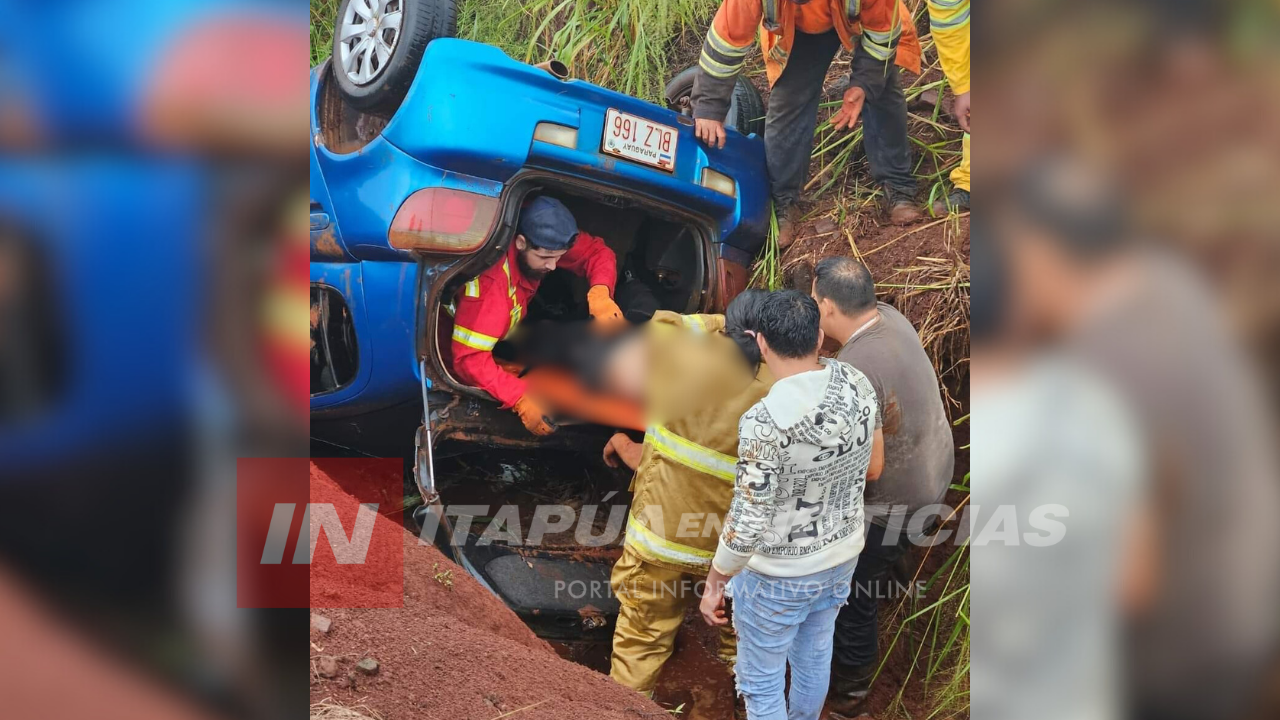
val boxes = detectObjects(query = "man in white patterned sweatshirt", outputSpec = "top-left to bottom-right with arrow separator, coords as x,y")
700,290 -> 884,720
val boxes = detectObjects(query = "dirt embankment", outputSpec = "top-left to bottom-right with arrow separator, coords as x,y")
308,462 -> 667,720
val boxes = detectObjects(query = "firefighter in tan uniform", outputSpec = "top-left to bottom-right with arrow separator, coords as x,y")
595,292 -> 773,696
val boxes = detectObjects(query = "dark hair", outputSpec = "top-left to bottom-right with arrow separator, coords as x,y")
813,257 -> 876,316
724,289 -> 769,372
1013,155 -> 1128,260
757,290 -> 821,359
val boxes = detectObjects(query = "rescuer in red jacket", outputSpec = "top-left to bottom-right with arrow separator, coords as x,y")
449,196 -> 624,435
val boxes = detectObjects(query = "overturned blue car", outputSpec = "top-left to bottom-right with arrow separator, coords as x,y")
310,0 -> 770,461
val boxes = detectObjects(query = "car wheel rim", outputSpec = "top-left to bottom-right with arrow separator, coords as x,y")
337,0 -> 402,86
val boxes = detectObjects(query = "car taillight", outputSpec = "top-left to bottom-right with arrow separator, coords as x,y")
389,187 -> 501,254
700,168 -> 737,198
532,122 -> 578,149
143,17 -> 306,154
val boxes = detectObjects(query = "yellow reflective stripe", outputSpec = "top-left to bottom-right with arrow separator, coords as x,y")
861,35 -> 895,61
499,257 -> 521,336
699,50 -> 741,78
464,278 -> 480,298
681,314 -> 708,332
863,26 -> 902,45
707,25 -> 751,57
501,259 -> 517,299
452,325 -> 499,351
626,514 -> 713,565
930,5 -> 970,31
645,424 -> 736,483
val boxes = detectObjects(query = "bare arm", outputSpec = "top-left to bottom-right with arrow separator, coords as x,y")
867,427 -> 885,480
1119,498 -> 1160,615
602,433 -> 643,471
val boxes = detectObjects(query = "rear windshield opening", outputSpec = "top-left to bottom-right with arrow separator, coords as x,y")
522,187 -> 705,326
436,182 -> 708,402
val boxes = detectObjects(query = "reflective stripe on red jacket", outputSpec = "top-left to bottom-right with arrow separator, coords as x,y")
448,232 -> 617,408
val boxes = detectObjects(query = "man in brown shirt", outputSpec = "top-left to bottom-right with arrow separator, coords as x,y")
810,256 -> 954,714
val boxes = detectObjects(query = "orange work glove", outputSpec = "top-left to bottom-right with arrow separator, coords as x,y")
512,395 -> 555,436
587,285 -> 625,325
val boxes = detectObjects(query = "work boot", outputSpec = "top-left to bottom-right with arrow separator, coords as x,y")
931,188 -> 970,217
783,258 -> 815,293
887,189 -> 923,225
775,204 -> 800,251
827,662 -> 878,717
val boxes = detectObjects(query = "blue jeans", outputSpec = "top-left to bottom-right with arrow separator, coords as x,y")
730,559 -> 858,720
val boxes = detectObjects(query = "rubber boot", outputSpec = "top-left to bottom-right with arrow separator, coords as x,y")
931,188 -> 970,217
827,661 -> 878,717
775,204 -> 801,250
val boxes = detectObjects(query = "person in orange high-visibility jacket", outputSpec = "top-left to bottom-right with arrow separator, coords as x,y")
926,0 -> 969,215
448,196 -> 623,435
691,0 -> 925,245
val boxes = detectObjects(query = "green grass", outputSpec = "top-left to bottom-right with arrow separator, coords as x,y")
311,0 -> 339,67
458,0 -> 712,102
309,4 -> 970,715
874,419 -> 971,719
748,205 -> 782,290
312,0 -> 713,102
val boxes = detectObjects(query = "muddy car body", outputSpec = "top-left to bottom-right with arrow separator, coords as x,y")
310,38 -> 770,457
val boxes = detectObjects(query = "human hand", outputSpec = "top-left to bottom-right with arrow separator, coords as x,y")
830,86 -> 866,131
603,433 -> 642,470
953,90 -> 970,133
700,582 -> 728,626
587,285 -> 625,326
513,395 -> 555,436
695,117 -> 726,149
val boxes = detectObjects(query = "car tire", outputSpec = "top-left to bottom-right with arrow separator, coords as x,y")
330,0 -> 456,117
664,66 -> 766,137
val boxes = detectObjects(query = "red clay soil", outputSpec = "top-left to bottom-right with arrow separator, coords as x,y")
309,462 -> 667,720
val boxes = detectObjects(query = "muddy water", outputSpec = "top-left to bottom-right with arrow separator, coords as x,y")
432,449 -> 738,719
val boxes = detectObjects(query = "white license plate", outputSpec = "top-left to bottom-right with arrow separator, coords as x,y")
601,108 -> 677,172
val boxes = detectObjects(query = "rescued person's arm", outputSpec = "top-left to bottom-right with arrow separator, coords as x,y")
602,432 -> 643,471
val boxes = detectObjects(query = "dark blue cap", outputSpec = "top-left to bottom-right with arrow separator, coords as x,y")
518,196 -> 578,251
